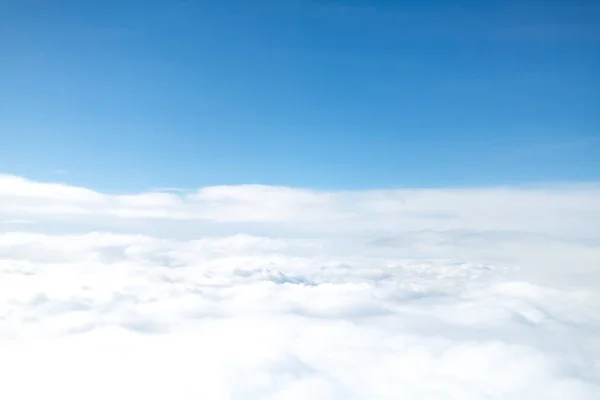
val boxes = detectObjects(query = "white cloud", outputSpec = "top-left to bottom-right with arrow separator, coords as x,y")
0,175 -> 599,399
0,175 -> 103,202
1,174 -> 599,236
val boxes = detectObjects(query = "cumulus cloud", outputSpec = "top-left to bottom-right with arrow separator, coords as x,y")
0,174 -> 599,399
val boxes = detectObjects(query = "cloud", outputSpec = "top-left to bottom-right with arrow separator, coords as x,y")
2,174 -> 600,234
0,175 -> 103,202
0,175 -> 599,399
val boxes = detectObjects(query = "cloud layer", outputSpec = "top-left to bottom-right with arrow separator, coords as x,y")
1,175 -> 599,399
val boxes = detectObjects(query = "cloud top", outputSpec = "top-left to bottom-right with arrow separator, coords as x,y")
0,174 -> 599,399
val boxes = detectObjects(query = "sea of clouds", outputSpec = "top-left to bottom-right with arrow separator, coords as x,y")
0,174 -> 599,399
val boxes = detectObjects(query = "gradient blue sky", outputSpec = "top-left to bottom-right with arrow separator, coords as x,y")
1,0 -> 598,191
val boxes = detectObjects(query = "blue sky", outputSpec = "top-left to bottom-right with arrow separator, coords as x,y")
1,0 -> 598,191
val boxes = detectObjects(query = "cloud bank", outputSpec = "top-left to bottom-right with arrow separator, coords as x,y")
0,174 -> 599,399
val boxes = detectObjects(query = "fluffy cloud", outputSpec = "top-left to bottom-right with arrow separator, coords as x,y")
2,174 -> 600,232
0,175 -> 599,399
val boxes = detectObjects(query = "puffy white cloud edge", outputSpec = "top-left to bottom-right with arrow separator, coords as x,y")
0,174 -> 599,399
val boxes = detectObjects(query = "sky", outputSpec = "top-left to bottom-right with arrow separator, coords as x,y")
1,0 -> 599,191
1,3 -> 600,397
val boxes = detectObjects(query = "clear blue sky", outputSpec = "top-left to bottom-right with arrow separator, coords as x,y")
1,0 -> 598,191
